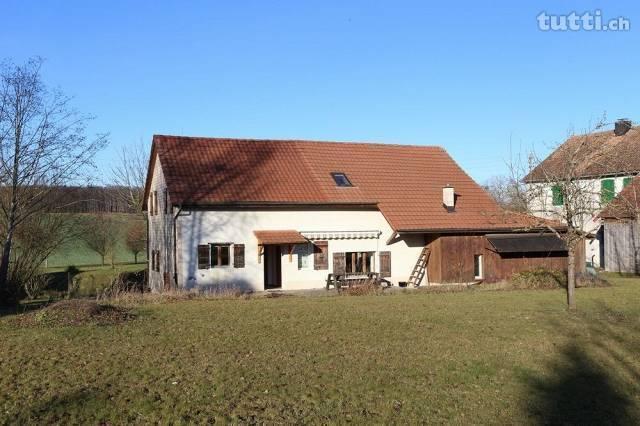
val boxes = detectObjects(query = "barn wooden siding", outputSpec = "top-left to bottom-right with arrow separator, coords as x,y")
604,220 -> 640,273
426,234 -> 583,284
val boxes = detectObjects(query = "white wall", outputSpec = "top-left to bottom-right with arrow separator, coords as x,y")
527,175 -> 634,267
175,208 -> 425,291
147,157 -> 174,290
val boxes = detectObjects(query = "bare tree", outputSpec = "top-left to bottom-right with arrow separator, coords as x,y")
0,58 -> 107,303
512,115 -> 635,310
79,213 -> 119,266
126,219 -> 146,263
484,175 -> 528,212
111,140 -> 148,214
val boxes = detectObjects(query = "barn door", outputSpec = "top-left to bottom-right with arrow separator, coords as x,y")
333,252 -> 346,275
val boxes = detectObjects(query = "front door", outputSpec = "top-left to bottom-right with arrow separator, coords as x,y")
264,245 -> 282,289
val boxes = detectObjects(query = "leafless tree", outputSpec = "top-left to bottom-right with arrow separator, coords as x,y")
126,219 -> 146,263
79,213 -> 119,266
111,140 -> 148,214
0,57 -> 107,303
484,175 -> 528,212
511,115 -> 636,310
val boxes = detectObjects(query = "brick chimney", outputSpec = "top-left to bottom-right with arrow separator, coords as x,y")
614,118 -> 632,136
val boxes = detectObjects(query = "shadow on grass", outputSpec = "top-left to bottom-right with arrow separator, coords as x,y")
18,388 -> 109,423
522,304 -> 640,425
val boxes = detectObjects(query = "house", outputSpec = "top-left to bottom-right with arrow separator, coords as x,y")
524,119 -> 639,269
144,135 -> 575,292
600,177 -> 640,273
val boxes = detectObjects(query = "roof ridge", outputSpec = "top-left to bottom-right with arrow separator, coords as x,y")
153,134 -> 445,150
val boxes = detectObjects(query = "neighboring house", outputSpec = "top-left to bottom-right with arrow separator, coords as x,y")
144,135 -> 575,292
600,177 -> 640,273
525,119 -> 639,269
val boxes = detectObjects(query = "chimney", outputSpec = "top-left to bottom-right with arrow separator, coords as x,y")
614,118 -> 632,136
443,185 -> 455,212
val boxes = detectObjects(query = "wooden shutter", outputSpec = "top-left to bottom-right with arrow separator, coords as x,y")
333,252 -> 346,275
156,250 -> 161,272
164,189 -> 168,214
601,179 -> 615,204
379,251 -> 391,277
150,250 -> 155,271
197,245 -> 210,269
233,244 -> 245,268
314,241 -> 328,270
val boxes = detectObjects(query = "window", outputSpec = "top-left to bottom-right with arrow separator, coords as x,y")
474,254 -> 483,279
331,172 -> 353,187
297,243 -> 312,269
210,244 -> 231,267
623,177 -> 633,188
551,185 -> 563,206
345,252 -> 374,274
601,179 -> 615,204
156,250 -> 161,272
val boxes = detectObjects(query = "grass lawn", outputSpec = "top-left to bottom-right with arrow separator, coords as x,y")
1,276 -> 639,423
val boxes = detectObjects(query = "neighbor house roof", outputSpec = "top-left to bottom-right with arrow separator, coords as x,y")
600,177 -> 640,220
524,126 -> 640,183
144,135 -> 558,232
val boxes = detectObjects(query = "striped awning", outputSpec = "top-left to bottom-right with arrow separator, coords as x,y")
301,230 -> 381,240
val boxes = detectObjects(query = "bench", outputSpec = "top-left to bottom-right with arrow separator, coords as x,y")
326,272 -> 392,290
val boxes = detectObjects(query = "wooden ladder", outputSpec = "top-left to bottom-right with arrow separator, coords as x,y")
407,246 -> 430,287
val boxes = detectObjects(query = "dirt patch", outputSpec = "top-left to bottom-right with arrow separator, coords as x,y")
14,300 -> 134,327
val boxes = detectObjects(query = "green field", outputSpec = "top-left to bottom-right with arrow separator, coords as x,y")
1,275 -> 639,423
43,214 -> 146,268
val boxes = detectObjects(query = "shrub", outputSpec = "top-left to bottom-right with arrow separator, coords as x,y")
342,281 -> 385,296
511,268 -> 567,290
576,273 -> 611,288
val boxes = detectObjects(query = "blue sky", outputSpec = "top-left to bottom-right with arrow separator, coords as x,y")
1,1 -> 638,183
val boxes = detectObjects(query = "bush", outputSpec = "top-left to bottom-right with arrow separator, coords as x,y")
511,268 -> 567,290
342,281 -> 385,296
576,273 -> 611,288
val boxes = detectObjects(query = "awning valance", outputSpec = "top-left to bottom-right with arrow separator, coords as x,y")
254,230 -> 308,245
487,233 -> 567,253
301,230 -> 381,240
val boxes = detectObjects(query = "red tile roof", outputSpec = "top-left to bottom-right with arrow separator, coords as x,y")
254,230 -> 307,245
525,126 -> 640,182
600,177 -> 640,219
145,135 -> 552,232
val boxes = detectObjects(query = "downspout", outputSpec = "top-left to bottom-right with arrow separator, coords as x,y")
173,205 -> 182,289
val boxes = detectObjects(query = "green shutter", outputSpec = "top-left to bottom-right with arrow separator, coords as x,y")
623,177 -> 633,188
551,185 -> 563,206
601,179 -> 615,204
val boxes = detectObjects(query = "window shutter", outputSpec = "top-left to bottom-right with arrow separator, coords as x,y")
233,244 -> 245,268
333,252 -> 346,275
156,250 -> 161,272
314,241 -> 328,270
379,251 -> 391,277
151,250 -> 155,271
164,189 -> 168,214
153,191 -> 158,215
601,179 -> 615,204
623,177 -> 633,188
197,245 -> 210,269
551,185 -> 563,206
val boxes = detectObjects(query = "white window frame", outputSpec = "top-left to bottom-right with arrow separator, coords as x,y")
474,254 -> 483,279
